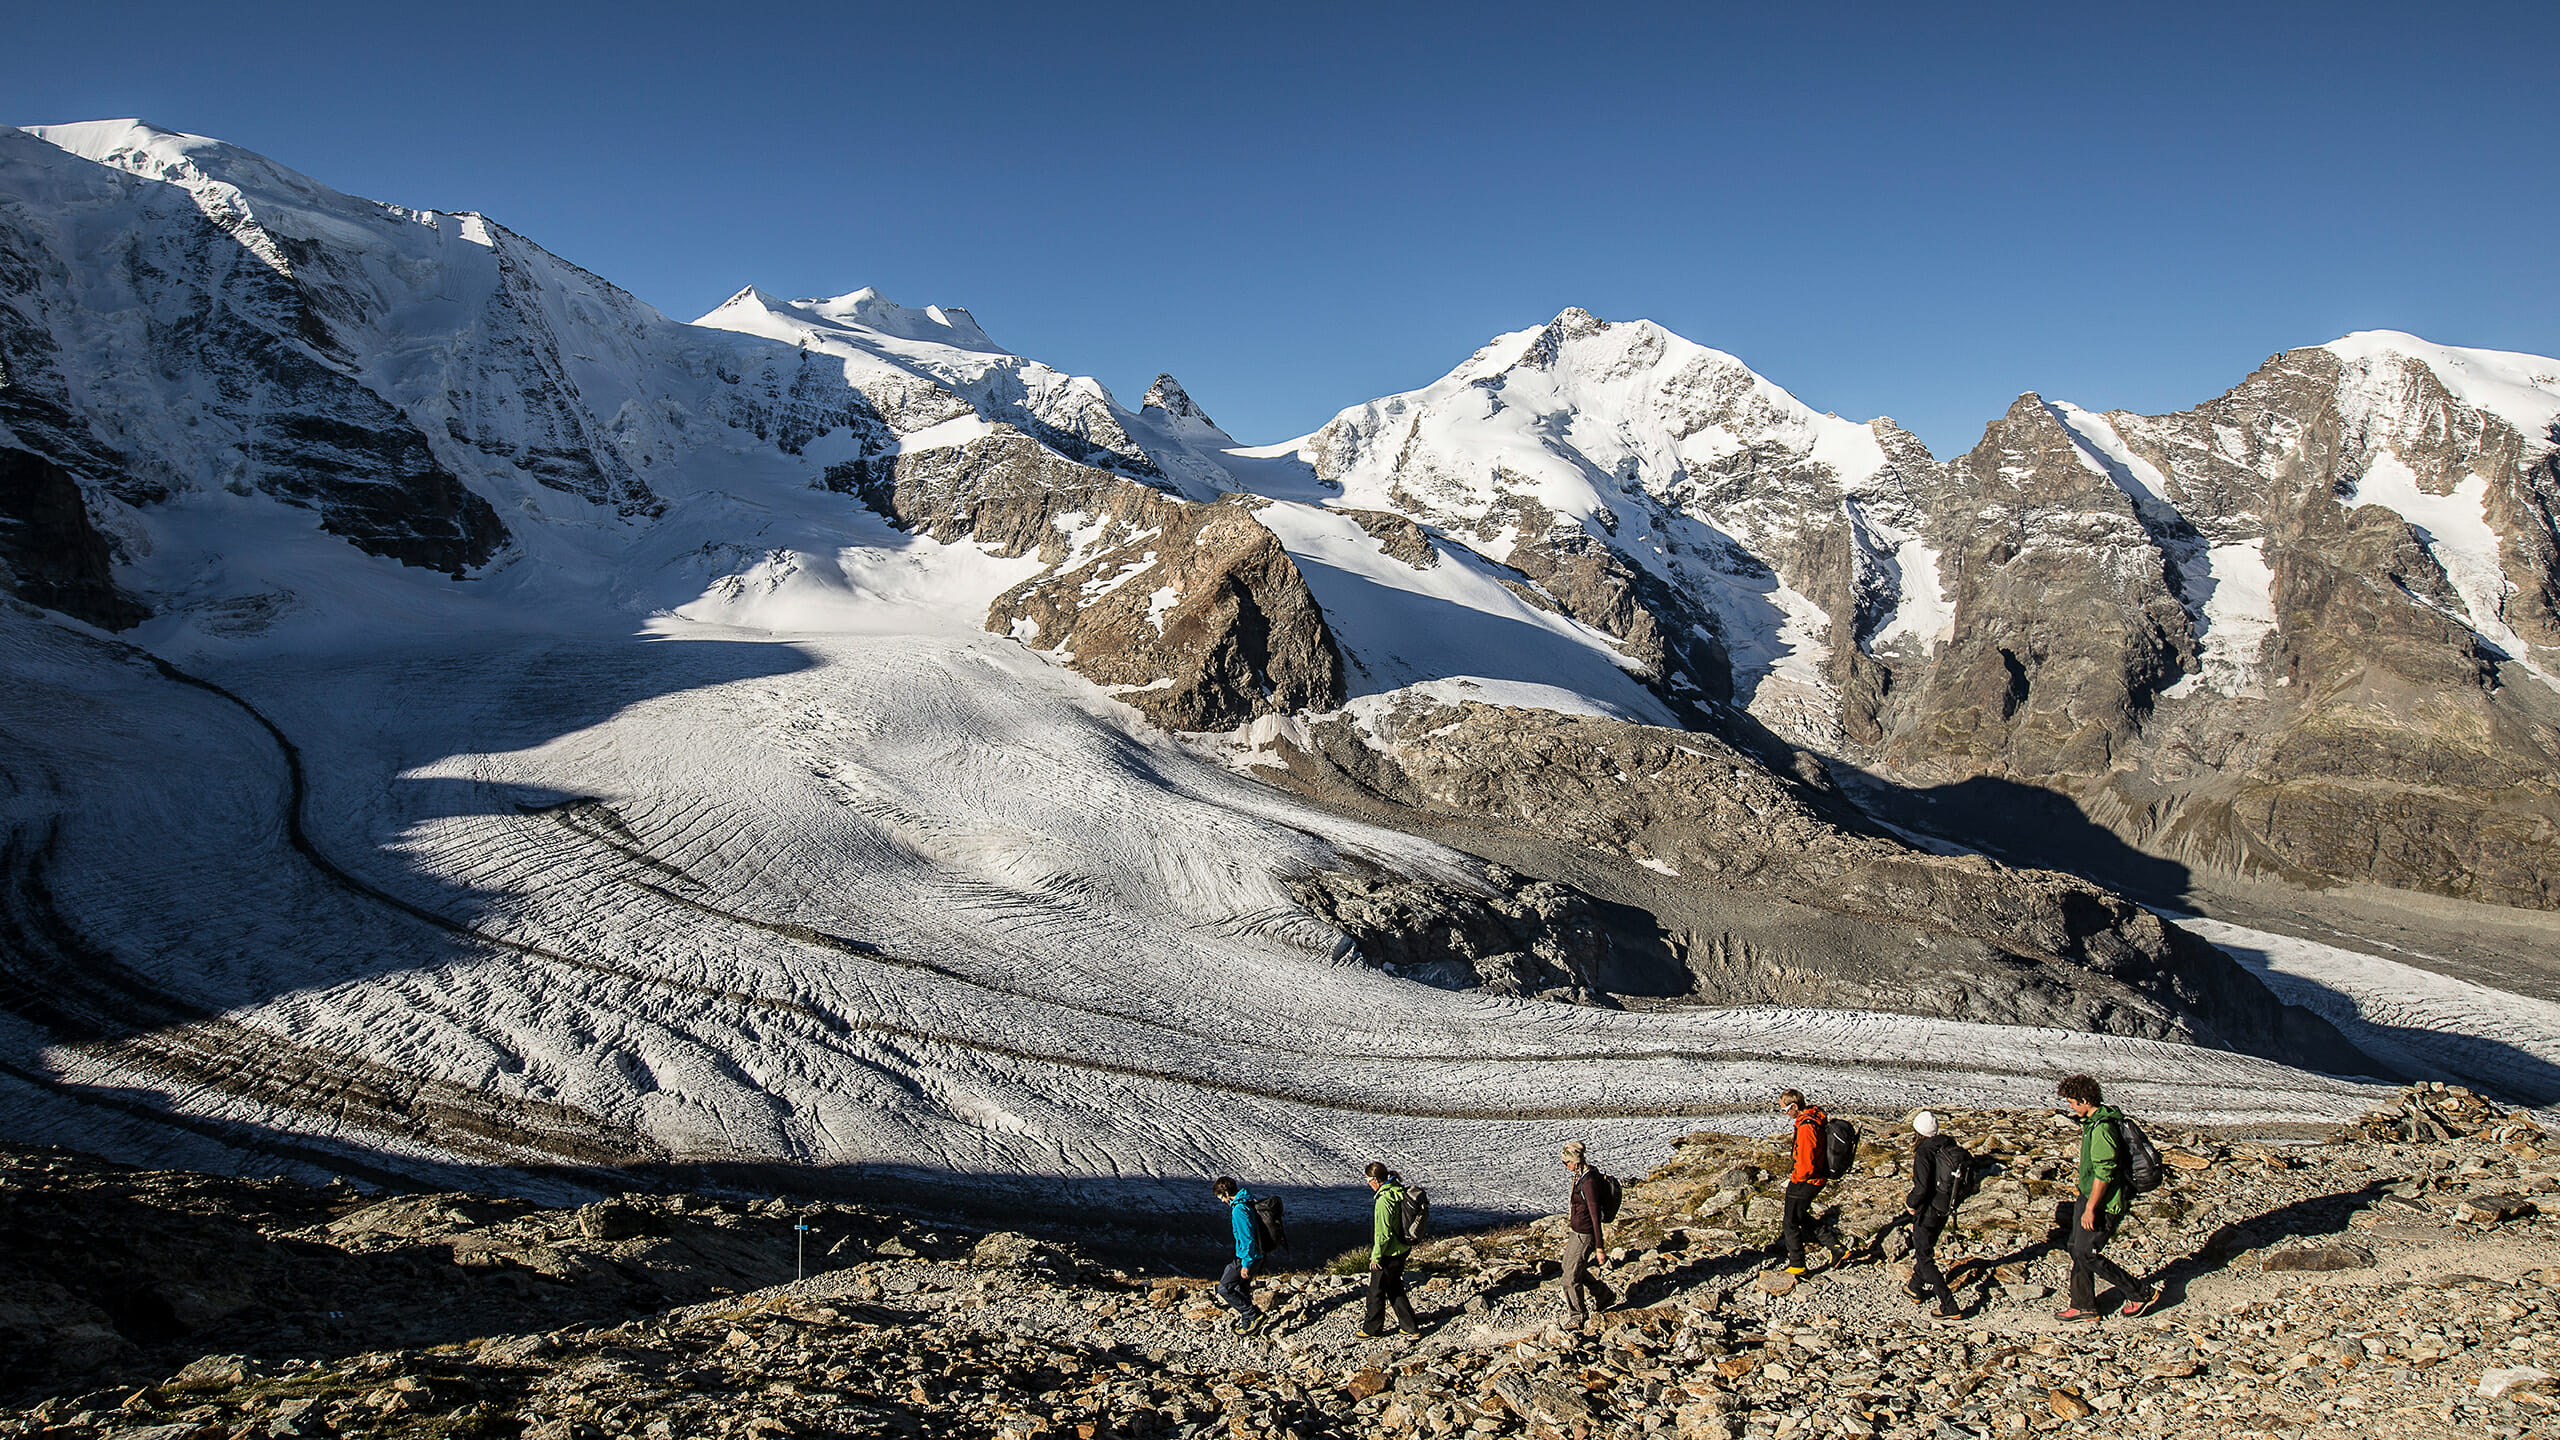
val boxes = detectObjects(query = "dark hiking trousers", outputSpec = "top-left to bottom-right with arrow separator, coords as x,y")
1217,1259 -> 1260,1321
1780,1181 -> 1823,1267
1365,1252 -> 1419,1334
1910,1208 -> 1956,1308
2066,1206 -> 2141,1311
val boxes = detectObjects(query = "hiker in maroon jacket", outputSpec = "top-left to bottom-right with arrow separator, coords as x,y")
1559,1140 -> 1616,1329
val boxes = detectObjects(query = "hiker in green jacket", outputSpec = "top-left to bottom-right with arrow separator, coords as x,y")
1359,1161 -> 1423,1338
2056,1074 -> 2159,1322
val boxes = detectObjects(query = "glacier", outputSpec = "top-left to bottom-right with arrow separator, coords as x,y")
4,120 -> 2556,1220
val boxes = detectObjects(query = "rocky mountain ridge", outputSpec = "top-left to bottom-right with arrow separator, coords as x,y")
7,120 -> 2553,915
1215,309 -> 2560,912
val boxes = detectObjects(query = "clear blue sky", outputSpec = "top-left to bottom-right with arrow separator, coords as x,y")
10,1 -> 2555,457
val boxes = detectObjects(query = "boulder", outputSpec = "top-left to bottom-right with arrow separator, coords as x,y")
2453,1193 -> 2538,1225
2478,1365 -> 2554,1399
970,1231 -> 1049,1268
577,1201 -> 646,1241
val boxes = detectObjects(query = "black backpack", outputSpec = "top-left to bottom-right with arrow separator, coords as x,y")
1819,1117 -> 1859,1180
1931,1140 -> 1980,1212
2114,1117 -> 2164,1196
1587,1171 -> 1623,1223
1394,1185 -> 1431,1245
1247,1195 -> 1287,1251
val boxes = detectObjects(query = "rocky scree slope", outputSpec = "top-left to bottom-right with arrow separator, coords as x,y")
1271,696 -> 2363,1068
2,1087 -> 2554,1438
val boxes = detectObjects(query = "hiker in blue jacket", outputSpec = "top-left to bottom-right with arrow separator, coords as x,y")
1211,1176 -> 1267,1334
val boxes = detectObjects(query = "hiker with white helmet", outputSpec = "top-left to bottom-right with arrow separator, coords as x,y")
1902,1111 -> 1965,1318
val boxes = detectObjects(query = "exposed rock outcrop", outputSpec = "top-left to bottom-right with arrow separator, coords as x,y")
1872,347 -> 2560,910
841,430 -> 1345,729
0,448 -> 147,629
1893,394 -> 2197,781
1286,861 -> 1617,1000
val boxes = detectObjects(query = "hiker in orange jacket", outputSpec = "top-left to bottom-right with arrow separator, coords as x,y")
1779,1089 -> 1828,1274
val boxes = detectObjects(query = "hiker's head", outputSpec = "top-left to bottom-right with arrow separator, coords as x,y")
1212,1176 -> 1239,1201
1779,1088 -> 1805,1115
1363,1161 -> 1392,1190
1912,1111 -> 1938,1137
1560,1140 -> 1586,1170
2057,1074 -> 2103,1114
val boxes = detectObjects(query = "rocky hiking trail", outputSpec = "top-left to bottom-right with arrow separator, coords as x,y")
4,1086 -> 2556,1440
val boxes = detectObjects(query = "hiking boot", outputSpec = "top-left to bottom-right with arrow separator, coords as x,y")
1784,1265 -> 1808,1276
2119,1289 -> 2162,1318
1354,1326 -> 1391,1340
1933,1298 -> 1963,1319
2053,1307 -> 2102,1323
1901,1281 -> 1929,1305
1401,1324 -> 1425,1338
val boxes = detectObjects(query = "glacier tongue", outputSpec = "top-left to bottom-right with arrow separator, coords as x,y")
0,597 -> 2394,1216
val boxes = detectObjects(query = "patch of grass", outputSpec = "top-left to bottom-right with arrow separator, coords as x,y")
1324,1245 -> 1371,1276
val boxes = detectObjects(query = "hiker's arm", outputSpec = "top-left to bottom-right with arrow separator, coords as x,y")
2081,1177 -> 2111,1226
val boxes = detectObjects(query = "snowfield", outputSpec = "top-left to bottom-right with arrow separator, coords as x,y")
1248,501 -> 1675,724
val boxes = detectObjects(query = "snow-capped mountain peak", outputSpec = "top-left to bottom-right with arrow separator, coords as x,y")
2322,329 -> 2560,446
1138,374 -> 1229,441
696,286 -> 1000,356
799,286 -> 998,350
690,286 -> 1167,478
1202,306 -> 1946,746
9,120 -> 2558,1218
19,119 -> 398,282
23,118 -> 317,199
